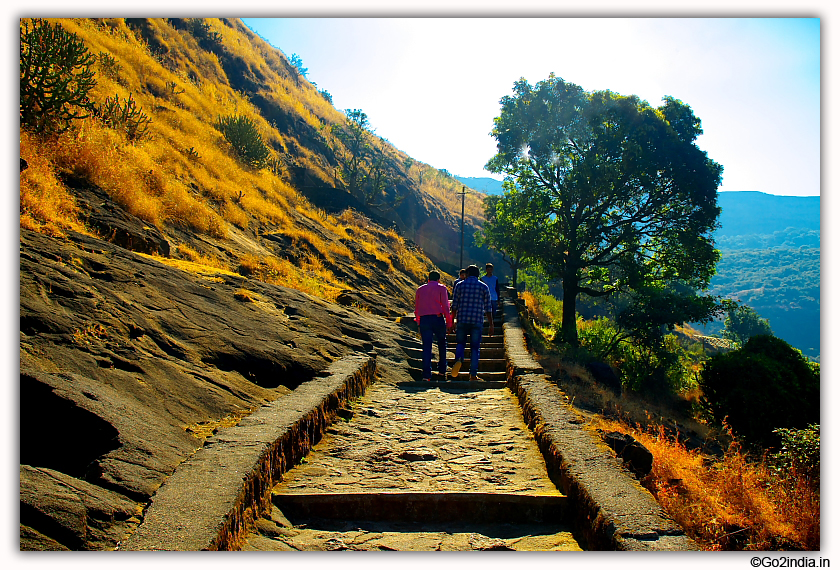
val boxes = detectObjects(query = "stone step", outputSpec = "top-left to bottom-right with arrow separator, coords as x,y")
407,358 -> 507,373
445,335 -> 503,346
446,370 -> 508,382
405,369 -> 508,382
272,491 -> 568,525
402,346 -> 506,360
397,380 -> 508,390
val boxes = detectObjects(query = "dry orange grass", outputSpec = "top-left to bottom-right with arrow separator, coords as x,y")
592,417 -> 819,550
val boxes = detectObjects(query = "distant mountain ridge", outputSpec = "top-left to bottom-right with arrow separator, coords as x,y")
711,192 -> 820,359
717,191 -> 820,236
455,175 -> 504,195
454,180 -> 820,241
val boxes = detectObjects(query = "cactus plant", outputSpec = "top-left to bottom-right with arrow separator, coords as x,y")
20,18 -> 97,134
96,93 -> 152,141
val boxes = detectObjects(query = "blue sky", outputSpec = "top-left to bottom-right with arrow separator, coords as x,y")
243,17 -> 820,197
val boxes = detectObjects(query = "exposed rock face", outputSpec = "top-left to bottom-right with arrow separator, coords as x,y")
19,228 -> 420,550
20,465 -> 143,551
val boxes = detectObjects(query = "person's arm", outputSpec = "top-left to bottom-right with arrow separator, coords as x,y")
450,285 -> 459,321
485,288 -> 494,336
440,287 -> 454,329
414,287 -> 421,324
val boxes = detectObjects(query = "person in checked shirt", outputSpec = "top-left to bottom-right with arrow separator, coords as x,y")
450,264 -> 493,380
414,270 -> 453,381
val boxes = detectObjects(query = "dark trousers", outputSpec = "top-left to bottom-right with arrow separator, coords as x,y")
454,321 -> 483,376
418,315 -> 447,378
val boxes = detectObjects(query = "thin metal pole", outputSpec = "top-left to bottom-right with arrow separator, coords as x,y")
458,186 -> 466,270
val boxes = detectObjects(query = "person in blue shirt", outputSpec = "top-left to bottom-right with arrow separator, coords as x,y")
449,264 -> 493,381
480,263 -> 501,315
452,268 -> 466,294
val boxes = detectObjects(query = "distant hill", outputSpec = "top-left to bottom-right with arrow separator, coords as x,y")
454,175 -> 504,195
707,191 -> 820,359
717,191 -> 820,236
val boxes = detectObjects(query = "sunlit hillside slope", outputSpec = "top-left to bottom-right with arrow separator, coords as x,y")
20,17 -> 493,311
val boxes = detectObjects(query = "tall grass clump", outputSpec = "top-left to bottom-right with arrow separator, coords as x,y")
20,130 -> 85,236
95,92 -> 152,141
594,417 -> 819,550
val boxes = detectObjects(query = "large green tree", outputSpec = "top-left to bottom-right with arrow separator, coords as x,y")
486,74 -> 724,344
476,182 -> 549,290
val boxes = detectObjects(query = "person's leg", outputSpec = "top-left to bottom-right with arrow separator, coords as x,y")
469,323 -> 482,377
451,322 -> 467,377
433,316 -> 447,375
418,316 -> 434,380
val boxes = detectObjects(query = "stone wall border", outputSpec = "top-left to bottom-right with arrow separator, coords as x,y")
501,295 -> 698,551
120,353 -> 376,551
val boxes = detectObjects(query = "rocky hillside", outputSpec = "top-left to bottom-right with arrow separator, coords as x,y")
18,17 -> 499,550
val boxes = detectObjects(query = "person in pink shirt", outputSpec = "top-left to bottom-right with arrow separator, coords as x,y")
414,270 -> 453,381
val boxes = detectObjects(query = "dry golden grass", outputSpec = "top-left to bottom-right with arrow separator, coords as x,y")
173,243 -> 230,271
138,252 -> 239,278
414,163 -> 486,227
591,417 -> 819,550
236,253 -> 346,302
20,130 -> 86,236
20,18 -> 464,311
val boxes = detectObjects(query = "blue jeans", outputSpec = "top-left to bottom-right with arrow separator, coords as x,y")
419,315 -> 447,378
454,321 -> 483,376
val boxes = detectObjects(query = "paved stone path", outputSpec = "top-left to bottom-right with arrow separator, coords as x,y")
242,300 -> 582,551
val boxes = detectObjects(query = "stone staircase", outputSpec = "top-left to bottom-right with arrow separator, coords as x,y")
242,294 -> 582,551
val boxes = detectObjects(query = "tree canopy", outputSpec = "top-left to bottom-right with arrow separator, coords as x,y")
485,74 -> 724,344
331,109 -> 405,212
475,181 -> 549,289
721,305 -> 773,347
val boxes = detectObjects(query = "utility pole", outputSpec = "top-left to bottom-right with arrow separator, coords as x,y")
457,185 -> 467,270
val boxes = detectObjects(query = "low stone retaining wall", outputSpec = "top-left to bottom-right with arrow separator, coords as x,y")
501,300 -> 697,551
121,354 -> 376,551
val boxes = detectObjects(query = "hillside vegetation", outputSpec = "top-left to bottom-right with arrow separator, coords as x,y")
708,194 -> 820,360
20,17 -> 491,312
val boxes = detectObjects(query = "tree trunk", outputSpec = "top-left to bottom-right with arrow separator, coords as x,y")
560,276 -> 579,345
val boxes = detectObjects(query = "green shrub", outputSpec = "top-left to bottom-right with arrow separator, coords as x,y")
699,335 -> 819,447
772,424 -> 819,486
96,93 -> 152,141
577,317 -> 625,361
318,88 -> 333,104
20,18 -> 97,134
184,18 -> 222,48
216,114 -> 271,168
